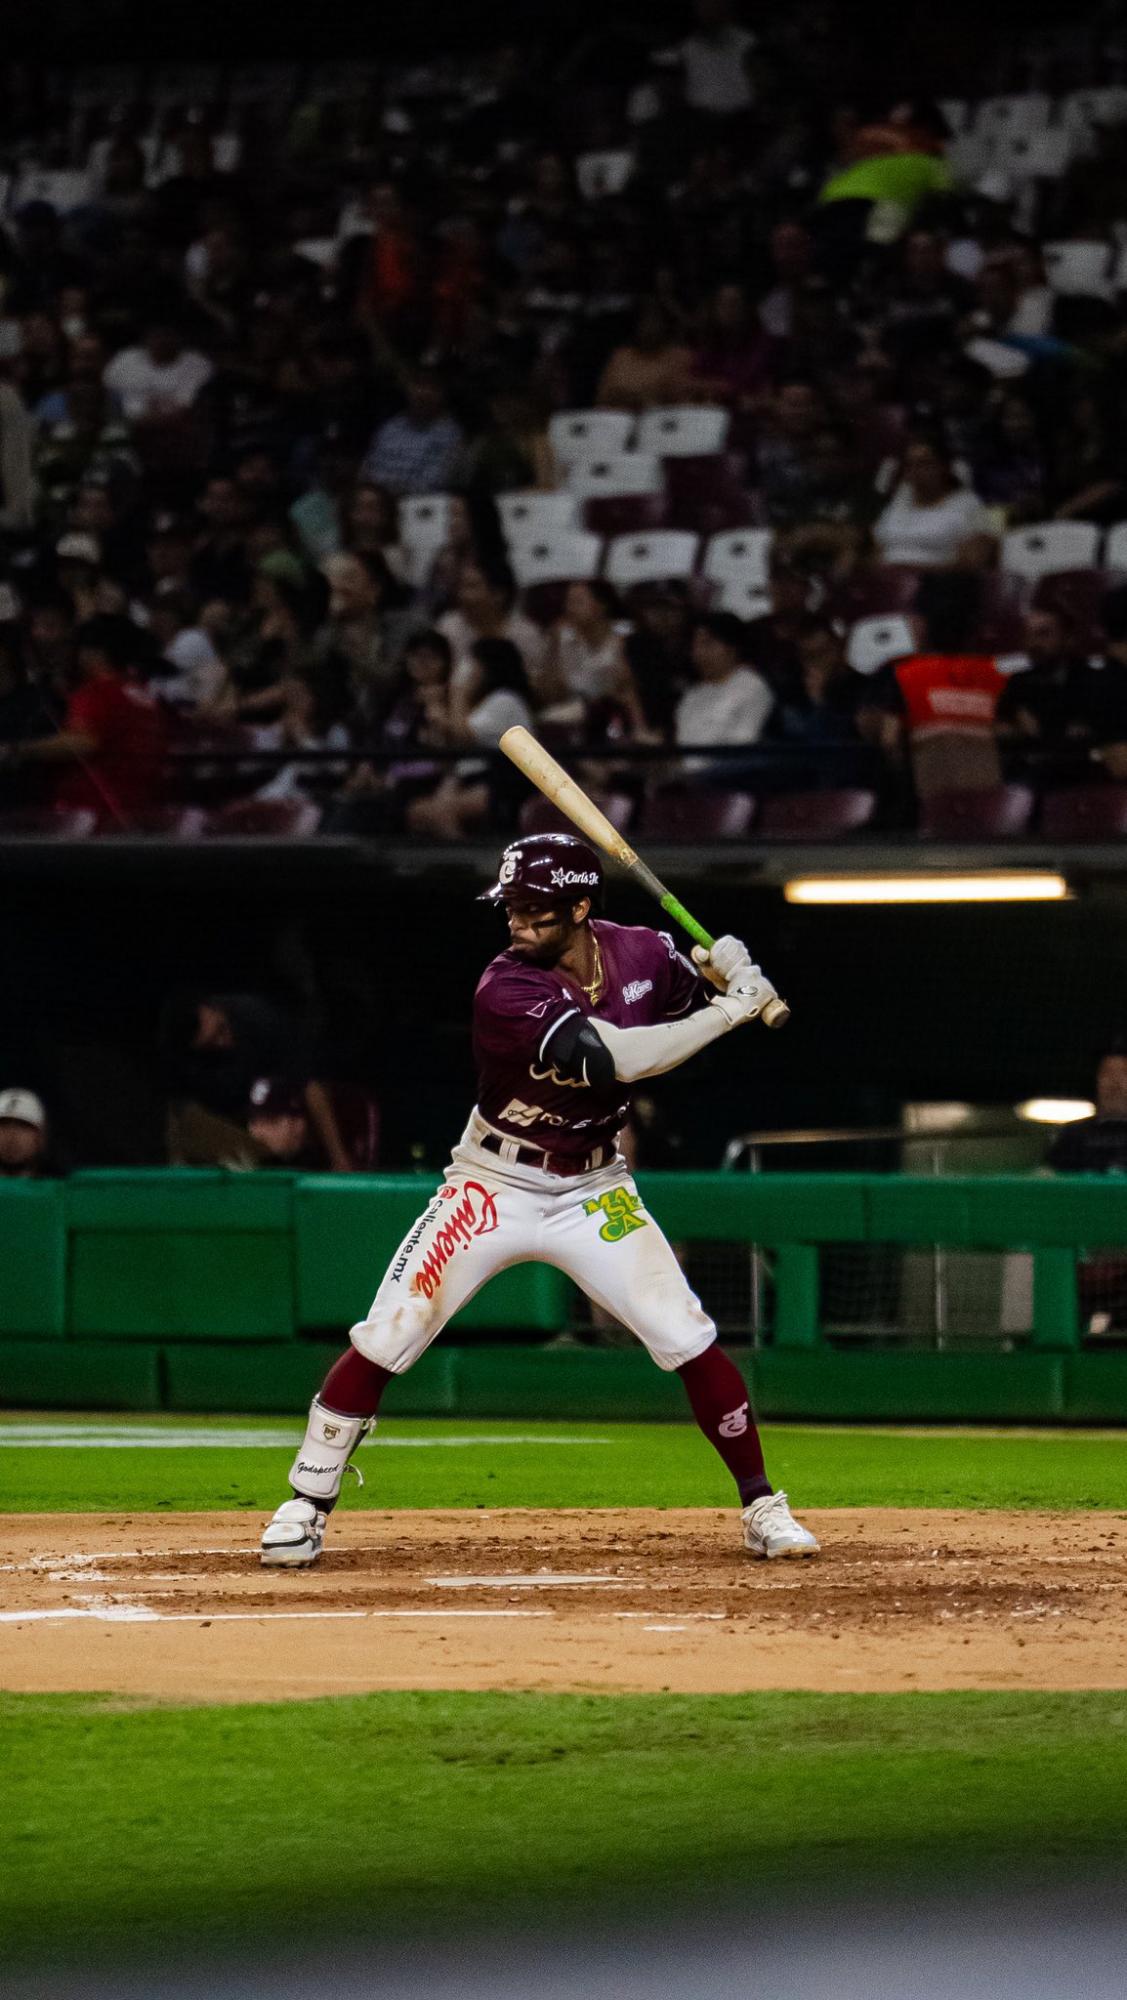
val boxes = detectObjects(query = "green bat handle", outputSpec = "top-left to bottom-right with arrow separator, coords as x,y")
627,861 -> 790,1029
659,891 -> 714,953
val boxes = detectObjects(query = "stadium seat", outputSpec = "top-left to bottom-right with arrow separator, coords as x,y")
565,451 -> 664,500
549,411 -> 635,463
1001,522 -> 1102,580
702,527 -> 773,595
1039,785 -> 1127,840
497,491 -> 582,543
992,129 -> 1073,183
918,785 -> 1035,840
639,789 -> 756,839
508,531 -> 603,589
0,808 -> 97,838
583,493 -> 669,539
604,531 -> 700,588
1103,522 -> 1127,573
1032,569 -> 1106,644
1061,88 -> 1127,140
399,494 -> 457,584
206,799 -> 322,837
663,455 -> 757,536
519,793 -> 633,838
713,579 -> 772,619
102,807 -> 208,839
637,406 -> 731,457
575,150 -> 636,199
973,93 -> 1052,140
846,615 -> 916,675
757,789 -> 878,840
832,565 -> 923,620
1041,241 -> 1115,298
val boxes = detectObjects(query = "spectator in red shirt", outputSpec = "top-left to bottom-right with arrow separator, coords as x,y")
892,574 -> 1005,797
3,615 -> 167,828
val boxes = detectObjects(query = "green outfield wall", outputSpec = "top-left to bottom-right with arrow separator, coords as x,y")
1,1170 -> 1126,1422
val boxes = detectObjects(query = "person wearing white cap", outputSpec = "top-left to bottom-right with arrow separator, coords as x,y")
0,1089 -> 50,1178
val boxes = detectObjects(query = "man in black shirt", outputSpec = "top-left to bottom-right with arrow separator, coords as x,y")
1047,1041 -> 1127,1173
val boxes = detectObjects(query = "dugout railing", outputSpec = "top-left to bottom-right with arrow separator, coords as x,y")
1,1169 -> 1126,1422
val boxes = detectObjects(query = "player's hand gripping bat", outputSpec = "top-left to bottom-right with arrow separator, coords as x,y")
499,726 -> 790,1029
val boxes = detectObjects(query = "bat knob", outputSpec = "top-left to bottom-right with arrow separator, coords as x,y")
761,997 -> 791,1030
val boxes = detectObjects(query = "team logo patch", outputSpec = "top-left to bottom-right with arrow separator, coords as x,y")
621,979 -> 653,1004
410,1180 -> 499,1300
583,1185 -> 647,1243
719,1403 -> 749,1439
498,853 -> 518,884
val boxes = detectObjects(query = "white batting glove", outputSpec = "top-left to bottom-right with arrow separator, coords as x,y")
691,934 -> 753,989
708,967 -> 776,1027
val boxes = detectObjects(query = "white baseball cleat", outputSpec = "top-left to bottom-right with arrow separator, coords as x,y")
260,1497 -> 327,1568
741,1490 -> 820,1560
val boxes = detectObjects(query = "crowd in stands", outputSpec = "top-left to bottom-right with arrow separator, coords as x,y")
5,19 -> 1127,838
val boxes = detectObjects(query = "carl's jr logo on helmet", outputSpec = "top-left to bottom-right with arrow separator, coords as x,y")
550,867 -> 597,888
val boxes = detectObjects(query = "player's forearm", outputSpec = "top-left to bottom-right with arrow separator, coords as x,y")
588,1006 -> 730,1082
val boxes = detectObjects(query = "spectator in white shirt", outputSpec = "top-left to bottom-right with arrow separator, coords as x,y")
872,434 -> 996,572
146,585 -> 227,715
676,611 -> 773,769
679,0 -> 757,116
103,318 -> 213,424
438,555 -> 547,690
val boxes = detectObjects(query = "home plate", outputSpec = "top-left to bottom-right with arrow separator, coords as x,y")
427,1572 -> 629,1589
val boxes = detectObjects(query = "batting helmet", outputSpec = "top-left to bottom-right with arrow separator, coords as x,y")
479,832 -> 604,908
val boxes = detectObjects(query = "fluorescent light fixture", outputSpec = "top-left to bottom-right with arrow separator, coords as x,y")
1016,1098 -> 1095,1125
784,873 -> 1070,905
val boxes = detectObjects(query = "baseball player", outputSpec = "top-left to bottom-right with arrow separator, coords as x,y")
262,832 -> 818,1566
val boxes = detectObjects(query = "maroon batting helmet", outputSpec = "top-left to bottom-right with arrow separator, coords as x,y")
480,832 -> 603,908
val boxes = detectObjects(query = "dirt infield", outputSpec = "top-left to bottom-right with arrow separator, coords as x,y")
2,1508 -> 1125,1700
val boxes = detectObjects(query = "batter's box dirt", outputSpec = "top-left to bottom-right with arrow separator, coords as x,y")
1,1509 -> 1126,1701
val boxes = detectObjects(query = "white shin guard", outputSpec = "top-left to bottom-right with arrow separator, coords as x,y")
288,1397 -> 374,1506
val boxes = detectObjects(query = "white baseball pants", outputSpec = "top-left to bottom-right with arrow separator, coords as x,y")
349,1115 -> 717,1374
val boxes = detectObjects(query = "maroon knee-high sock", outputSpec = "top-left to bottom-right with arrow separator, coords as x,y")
319,1345 -> 392,1419
677,1343 -> 772,1506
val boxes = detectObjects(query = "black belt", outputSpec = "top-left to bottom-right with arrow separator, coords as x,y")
479,1132 -> 613,1178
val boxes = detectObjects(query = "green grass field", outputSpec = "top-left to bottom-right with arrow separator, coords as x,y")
6,1690 -> 1127,1967
2,1413 -> 1126,1512
4,1415 -> 1127,1967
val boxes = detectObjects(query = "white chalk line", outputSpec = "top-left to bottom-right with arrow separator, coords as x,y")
426,1572 -> 633,1590
0,1606 -> 556,1625
0,1426 -> 612,1451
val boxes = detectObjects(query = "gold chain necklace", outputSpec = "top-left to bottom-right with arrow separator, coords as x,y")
578,935 -> 605,1005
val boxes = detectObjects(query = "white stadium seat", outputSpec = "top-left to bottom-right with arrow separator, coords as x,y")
973,94 -> 1052,140
564,451 -> 664,500
1001,522 -> 1102,580
713,580 -> 771,620
497,491 -> 582,542
548,410 -> 635,463
1103,523 -> 1127,573
1042,240 -> 1115,298
701,528 -> 774,593
636,406 -> 731,457
575,150 -> 636,199
847,615 -> 917,676
604,532 -> 700,588
509,531 -> 603,589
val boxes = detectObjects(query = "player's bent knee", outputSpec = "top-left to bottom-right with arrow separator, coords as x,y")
349,1296 -> 438,1374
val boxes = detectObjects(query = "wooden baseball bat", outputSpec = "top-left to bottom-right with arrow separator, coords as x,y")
499,725 -> 790,1029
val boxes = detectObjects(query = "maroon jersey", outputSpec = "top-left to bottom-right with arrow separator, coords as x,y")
473,919 -> 707,1158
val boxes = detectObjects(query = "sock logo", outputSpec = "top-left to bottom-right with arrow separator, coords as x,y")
719,1403 -> 749,1439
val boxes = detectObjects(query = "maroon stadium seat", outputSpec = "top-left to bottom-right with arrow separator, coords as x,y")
830,565 -> 924,622
1039,784 -> 1127,839
918,785 -> 1035,839
0,807 -> 97,837
1032,568 -> 1106,646
519,792 -> 633,837
639,789 -> 756,839
206,798 -> 322,837
583,493 -> 668,539
757,788 -> 878,841
664,455 -> 758,537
